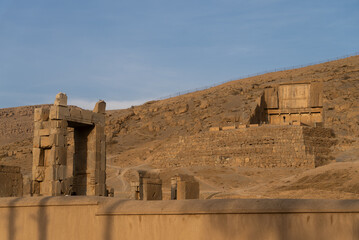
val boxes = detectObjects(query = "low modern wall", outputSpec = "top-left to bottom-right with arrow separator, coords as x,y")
1,197 -> 359,240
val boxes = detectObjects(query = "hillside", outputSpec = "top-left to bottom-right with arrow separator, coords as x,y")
1,55 -> 359,199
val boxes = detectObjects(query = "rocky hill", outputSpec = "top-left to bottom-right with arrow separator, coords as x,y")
1,55 -> 359,199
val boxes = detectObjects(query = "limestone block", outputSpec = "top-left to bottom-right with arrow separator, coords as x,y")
42,121 -> 51,129
39,129 -> 50,136
54,92 -> 67,106
222,126 -> 236,131
33,136 -> 41,148
34,122 -> 42,130
52,181 -> 62,196
33,167 -> 45,181
50,127 -> 66,135
82,110 -> 93,122
249,124 -> 259,127
50,120 -> 68,129
49,106 -> 69,120
69,107 -> 82,120
40,181 -> 53,195
93,100 -> 106,114
236,124 -> 247,129
95,125 -> 105,137
34,108 -> 50,122
92,113 -> 105,124
44,167 -> 55,182
33,129 -> 40,137
209,127 -> 220,132
34,108 -> 42,122
40,136 -> 52,148
32,148 -> 44,166
50,134 -> 65,147
53,147 -> 67,165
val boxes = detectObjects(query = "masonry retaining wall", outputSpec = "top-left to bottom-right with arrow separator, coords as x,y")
151,125 -> 336,168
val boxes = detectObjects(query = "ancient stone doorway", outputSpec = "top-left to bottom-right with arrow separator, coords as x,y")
32,93 -> 107,196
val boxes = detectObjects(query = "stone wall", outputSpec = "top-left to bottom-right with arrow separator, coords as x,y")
0,165 -> 22,197
150,125 -> 336,168
1,197 -> 359,240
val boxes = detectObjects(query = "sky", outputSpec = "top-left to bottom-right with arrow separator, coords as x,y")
0,0 -> 358,110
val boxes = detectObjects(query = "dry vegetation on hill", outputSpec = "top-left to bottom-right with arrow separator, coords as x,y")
1,55 -> 359,199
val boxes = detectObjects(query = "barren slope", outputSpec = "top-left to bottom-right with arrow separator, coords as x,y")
1,55 -> 359,199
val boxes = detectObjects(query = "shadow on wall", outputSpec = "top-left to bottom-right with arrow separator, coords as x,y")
37,197 -> 51,240
8,197 -> 51,240
205,200 -> 359,240
101,200 -> 132,240
8,198 -> 21,240
249,93 -> 268,124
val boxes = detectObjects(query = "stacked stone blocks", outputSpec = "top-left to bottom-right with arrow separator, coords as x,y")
151,125 -> 336,168
32,93 -> 107,196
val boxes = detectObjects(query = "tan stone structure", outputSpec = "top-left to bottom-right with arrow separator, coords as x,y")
0,165 -> 22,197
258,82 -> 323,126
32,93 -> 107,196
151,125 -> 336,168
171,174 -> 199,200
130,181 -> 140,200
2,197 -> 359,240
137,170 -> 162,200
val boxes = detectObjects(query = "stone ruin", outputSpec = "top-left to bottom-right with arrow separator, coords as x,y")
149,81 -> 336,168
131,171 -> 162,200
32,93 -> 107,196
0,165 -> 22,197
131,171 -> 200,200
171,174 -> 199,200
251,81 -> 323,126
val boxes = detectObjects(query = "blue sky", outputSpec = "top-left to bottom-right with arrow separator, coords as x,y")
0,0 -> 358,109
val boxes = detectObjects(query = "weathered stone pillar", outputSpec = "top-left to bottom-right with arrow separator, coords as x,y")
130,181 -> 140,200
138,171 -> 162,200
171,174 -> 199,200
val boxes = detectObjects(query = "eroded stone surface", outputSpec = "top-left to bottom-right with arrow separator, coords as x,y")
32,93 -> 107,196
